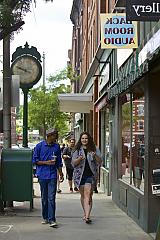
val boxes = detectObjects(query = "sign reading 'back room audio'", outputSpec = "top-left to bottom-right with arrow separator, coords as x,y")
100,14 -> 138,49
126,0 -> 160,21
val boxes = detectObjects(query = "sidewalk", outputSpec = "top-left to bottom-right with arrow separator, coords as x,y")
0,175 -> 153,240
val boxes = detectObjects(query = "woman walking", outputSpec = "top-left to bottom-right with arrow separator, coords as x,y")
72,132 -> 102,224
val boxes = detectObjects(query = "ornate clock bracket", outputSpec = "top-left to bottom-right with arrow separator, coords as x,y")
11,42 -> 42,64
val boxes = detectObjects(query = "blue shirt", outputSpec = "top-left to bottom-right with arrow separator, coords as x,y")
32,140 -> 63,180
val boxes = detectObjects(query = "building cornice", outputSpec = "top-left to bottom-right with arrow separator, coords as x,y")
70,0 -> 82,25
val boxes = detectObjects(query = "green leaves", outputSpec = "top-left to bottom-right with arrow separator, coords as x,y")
0,0 -> 31,39
0,0 -> 54,40
28,68 -> 71,139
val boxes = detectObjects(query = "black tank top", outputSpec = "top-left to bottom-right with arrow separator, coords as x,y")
82,149 -> 93,177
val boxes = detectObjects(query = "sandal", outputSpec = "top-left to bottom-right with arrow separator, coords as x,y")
85,218 -> 92,224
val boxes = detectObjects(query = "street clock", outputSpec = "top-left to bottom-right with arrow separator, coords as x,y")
11,42 -> 42,148
11,42 -> 42,89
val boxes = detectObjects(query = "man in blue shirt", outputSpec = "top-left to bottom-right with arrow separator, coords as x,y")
33,128 -> 64,227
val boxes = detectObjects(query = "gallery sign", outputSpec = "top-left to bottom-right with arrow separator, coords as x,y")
100,14 -> 138,49
126,0 -> 160,21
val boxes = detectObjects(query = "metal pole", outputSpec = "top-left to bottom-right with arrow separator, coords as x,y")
42,52 -> 46,139
2,35 -> 12,210
42,52 -> 45,87
22,88 -> 29,148
3,35 -> 11,149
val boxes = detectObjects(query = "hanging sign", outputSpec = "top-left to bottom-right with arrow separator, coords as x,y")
100,14 -> 138,49
126,0 -> 160,21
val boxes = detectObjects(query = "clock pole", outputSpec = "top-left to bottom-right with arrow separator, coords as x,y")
3,35 -> 11,149
22,88 -> 29,148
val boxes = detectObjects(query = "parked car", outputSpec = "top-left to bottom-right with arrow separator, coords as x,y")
11,144 -> 20,149
28,143 -> 36,150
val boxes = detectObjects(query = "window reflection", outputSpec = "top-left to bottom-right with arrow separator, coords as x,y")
105,109 -> 110,169
121,86 -> 145,191
121,137 -> 129,177
132,139 -> 145,189
121,94 -> 131,182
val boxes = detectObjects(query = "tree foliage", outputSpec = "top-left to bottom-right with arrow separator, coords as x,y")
0,0 -> 54,40
67,64 -> 80,82
122,102 -> 131,132
28,68 -> 71,139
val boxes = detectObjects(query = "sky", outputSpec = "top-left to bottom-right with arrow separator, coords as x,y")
10,0 -> 73,85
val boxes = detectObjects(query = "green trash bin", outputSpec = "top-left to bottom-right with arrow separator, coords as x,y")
1,148 -> 33,211
0,148 -> 3,212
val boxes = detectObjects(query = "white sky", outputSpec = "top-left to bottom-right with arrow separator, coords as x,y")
10,0 -> 73,84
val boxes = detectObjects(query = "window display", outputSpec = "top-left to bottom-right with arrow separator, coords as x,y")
121,85 -> 145,191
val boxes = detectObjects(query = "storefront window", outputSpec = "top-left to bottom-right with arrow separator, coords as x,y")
121,86 -> 145,192
100,108 -> 110,169
105,109 -> 110,169
105,129 -> 110,168
121,94 -> 131,183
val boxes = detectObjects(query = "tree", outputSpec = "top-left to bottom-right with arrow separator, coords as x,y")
0,0 -> 54,40
28,68 -> 71,139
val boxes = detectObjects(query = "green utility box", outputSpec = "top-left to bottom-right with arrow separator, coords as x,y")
156,216 -> 160,240
1,148 -> 33,210
0,149 -> 3,211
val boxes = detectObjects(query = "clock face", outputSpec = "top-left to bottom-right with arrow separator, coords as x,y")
11,55 -> 42,88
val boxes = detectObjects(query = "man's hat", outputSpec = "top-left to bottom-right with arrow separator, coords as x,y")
46,128 -> 58,136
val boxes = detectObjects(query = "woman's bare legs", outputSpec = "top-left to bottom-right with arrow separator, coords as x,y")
79,186 -> 85,217
83,184 -> 93,220
79,184 -> 93,221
